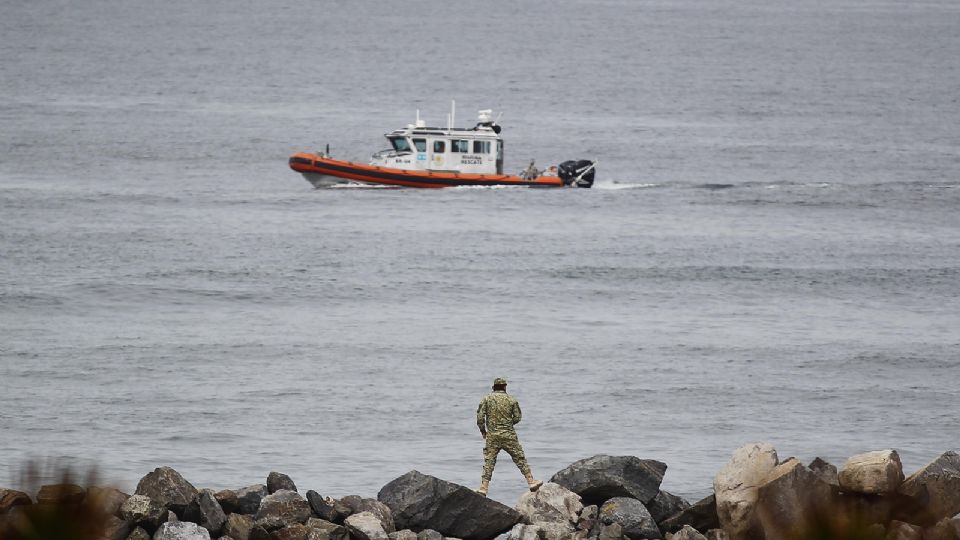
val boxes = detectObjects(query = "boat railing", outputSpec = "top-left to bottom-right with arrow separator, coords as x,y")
372,149 -> 413,159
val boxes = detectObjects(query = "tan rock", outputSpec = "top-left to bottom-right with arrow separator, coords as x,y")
713,443 -> 778,540
838,450 -> 904,495
756,459 -> 834,540
666,525 -> 707,540
897,451 -> 960,525
923,518 -> 960,540
516,482 -> 583,526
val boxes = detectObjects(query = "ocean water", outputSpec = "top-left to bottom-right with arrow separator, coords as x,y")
1,0 -> 959,504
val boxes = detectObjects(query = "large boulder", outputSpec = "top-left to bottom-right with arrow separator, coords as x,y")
267,473 -> 298,495
184,489 -> 228,536
660,495 -> 719,534
135,467 -> 199,514
120,494 -> 169,532
598,497 -> 661,540
305,518 -> 349,540
516,482 -> 583,526
0,488 -> 32,513
897,451 -> 960,526
88,486 -> 130,517
345,512 -> 389,540
224,514 -> 255,540
807,458 -> 839,488
254,490 -> 312,531
340,496 -> 395,533
36,483 -> 86,505
666,525 -> 707,540
838,450 -> 904,495
377,470 -> 521,540
306,491 -> 339,523
505,523 -> 576,540
648,491 -> 691,524
755,458 -> 835,540
154,521 -> 212,540
713,443 -> 778,540
550,455 -> 666,505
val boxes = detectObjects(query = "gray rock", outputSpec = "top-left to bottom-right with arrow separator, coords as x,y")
102,515 -> 131,540
598,497 -> 661,540
578,505 -> 599,532
170,511 -> 180,522
120,494 -> 170,532
305,518 -> 350,540
885,520 -> 923,540
388,530 -> 419,540
516,482 -> 583,526
218,485 -> 268,516
345,512 -> 389,540
36,483 -> 86,505
897,451 -> 960,526
217,537 -> 236,540
416,530 -> 443,540
0,488 -> 32,513
224,514 -> 255,540
270,524 -> 310,540
378,470 -> 521,540
88,487 -> 131,517
254,490 -> 312,531
184,489 -> 227,536
127,526 -> 151,540
306,491 -> 339,522
507,523 -> 577,540
666,525 -> 706,540
551,455 -> 667,506
154,521 -> 213,540
648,491 -> 690,524
756,458 -> 834,540
704,530 -> 728,540
135,467 -> 199,515
838,450 -> 905,495
267,473 -> 298,495
807,458 -> 839,488
340,496 -> 395,533
597,523 -> 624,540
713,443 -> 778,540
249,526 -> 272,540
659,495 -> 719,534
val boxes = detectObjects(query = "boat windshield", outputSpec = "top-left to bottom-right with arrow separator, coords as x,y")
389,137 -> 412,152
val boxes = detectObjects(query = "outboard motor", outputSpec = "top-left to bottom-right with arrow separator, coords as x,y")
558,159 -> 596,188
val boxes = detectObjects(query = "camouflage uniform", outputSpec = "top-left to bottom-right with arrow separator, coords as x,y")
477,389 -> 531,481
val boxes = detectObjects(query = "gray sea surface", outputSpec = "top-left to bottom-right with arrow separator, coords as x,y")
2,0 -> 959,504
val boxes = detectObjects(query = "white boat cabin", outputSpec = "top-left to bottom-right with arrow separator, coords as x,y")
370,109 -> 504,175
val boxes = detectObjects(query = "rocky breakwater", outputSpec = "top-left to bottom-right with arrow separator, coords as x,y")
1,447 -> 959,540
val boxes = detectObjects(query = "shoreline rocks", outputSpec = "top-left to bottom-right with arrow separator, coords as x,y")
2,447 -> 959,540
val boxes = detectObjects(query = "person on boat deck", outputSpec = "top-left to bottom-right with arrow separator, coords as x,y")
476,377 -> 543,496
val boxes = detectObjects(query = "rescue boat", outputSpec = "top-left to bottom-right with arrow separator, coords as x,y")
289,105 -> 596,189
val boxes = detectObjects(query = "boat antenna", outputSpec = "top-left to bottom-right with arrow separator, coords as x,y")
451,100 -> 456,131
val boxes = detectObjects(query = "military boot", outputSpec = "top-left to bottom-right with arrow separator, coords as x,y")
477,479 -> 490,496
525,473 -> 543,492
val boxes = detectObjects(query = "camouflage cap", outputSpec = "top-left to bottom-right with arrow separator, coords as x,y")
493,377 -> 508,386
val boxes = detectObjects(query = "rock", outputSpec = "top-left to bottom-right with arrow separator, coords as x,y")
713,443 -> 778,540
340,496 -> 395,533
416,530 -> 443,540
127,526 -> 151,540
597,522 -> 624,540
120,494 -> 169,532
551,455 -> 667,505
516,482 -> 583,526
506,523 -> 577,540
755,458 -> 834,540
388,530 -> 419,540
170,511 -> 181,522
345,511 -> 389,540
923,518 -> 960,540
268,473 -> 298,495
88,486 -> 130,517
660,495 -> 719,534
506,524 -> 543,540
377,470 -> 521,540
886,520 -> 923,540
254,490 -> 312,531
648,491 -> 690,524
305,518 -> 349,540
271,524 -> 310,540
135,467 -> 199,514
897,451 -> 960,526
224,514 -> 255,540
307,491 -> 339,522
215,490 -> 239,514
154,521 -> 213,540
218,537 -> 236,540
36,483 -> 86,505
0,488 -> 32,513
102,514 -> 131,540
838,450 -> 904,495
184,489 -> 228,535
249,527 -> 272,540
836,492 -> 893,529
578,505 -> 599,532
705,530 -> 728,540
598,497 -> 661,540
807,458 -> 839,488
217,486 -> 268,516
666,525 -> 707,540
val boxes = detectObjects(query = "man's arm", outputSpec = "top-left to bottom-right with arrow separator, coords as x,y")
476,398 -> 487,437
512,400 -> 522,425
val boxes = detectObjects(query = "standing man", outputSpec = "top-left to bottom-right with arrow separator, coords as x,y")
476,377 -> 543,496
